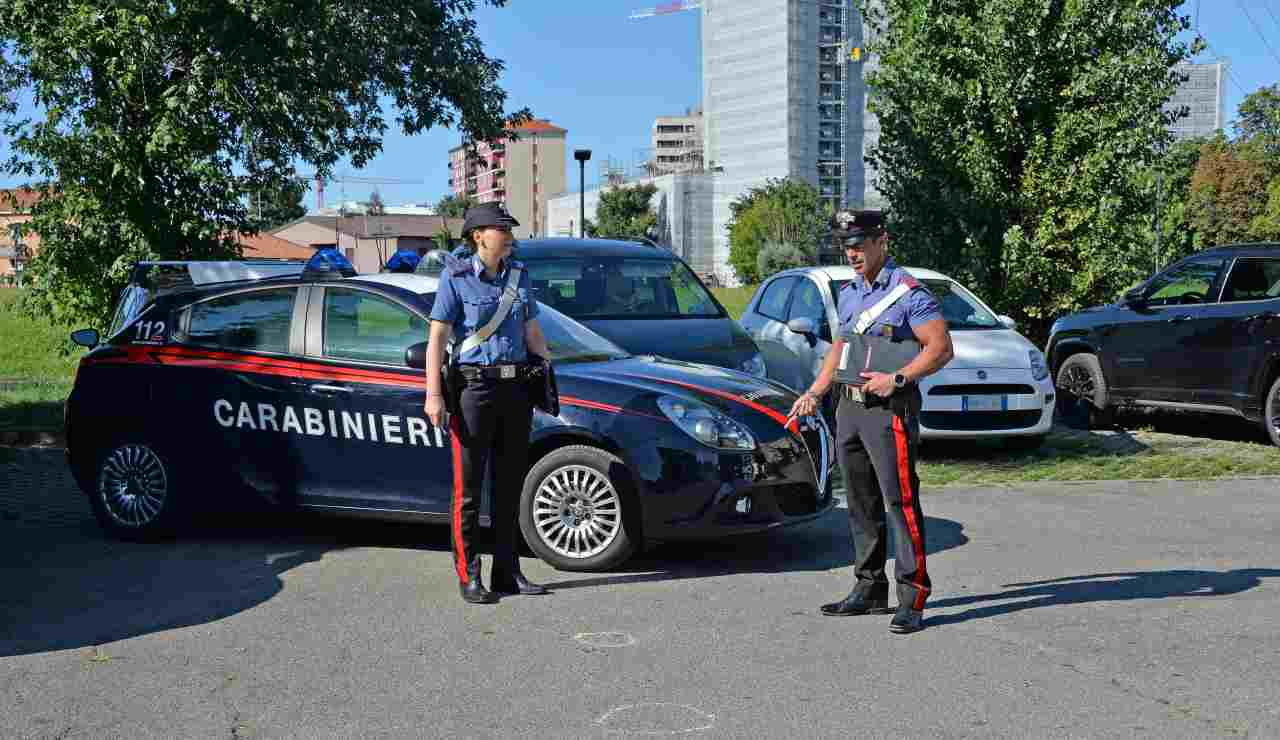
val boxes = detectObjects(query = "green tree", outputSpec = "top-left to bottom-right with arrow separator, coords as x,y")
0,0 -> 529,330
727,177 -> 824,284
436,193 -> 478,219
250,177 -> 307,232
1234,83 -> 1280,152
1187,138 -> 1277,246
756,241 -> 810,279
590,183 -> 658,239
864,0 -> 1197,342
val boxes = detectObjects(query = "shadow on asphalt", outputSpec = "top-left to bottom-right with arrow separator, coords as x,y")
0,497 -> 966,657
547,506 -> 968,591
927,569 -> 1280,627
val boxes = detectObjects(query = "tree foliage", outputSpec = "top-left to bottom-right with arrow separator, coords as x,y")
0,0 -> 528,329
864,0 -> 1197,341
249,177 -> 306,232
1233,83 -> 1280,152
727,177 -> 824,285
1187,137 -> 1278,245
587,183 -> 658,240
756,241 -> 811,279
436,193 -> 478,219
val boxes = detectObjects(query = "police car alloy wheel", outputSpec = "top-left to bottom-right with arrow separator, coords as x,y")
89,441 -> 177,539
519,445 -> 638,571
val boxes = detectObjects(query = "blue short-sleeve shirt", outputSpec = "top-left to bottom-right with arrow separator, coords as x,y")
429,256 -> 538,365
837,259 -> 942,341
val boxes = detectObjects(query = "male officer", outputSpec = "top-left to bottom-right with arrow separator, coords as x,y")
787,210 -> 954,633
424,202 -> 552,604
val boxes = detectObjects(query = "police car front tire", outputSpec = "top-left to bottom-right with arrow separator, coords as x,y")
87,440 -> 182,541
520,445 -> 638,572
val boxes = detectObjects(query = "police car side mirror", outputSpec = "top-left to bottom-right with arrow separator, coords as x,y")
70,328 -> 99,348
1120,287 -> 1147,308
405,341 -> 428,369
997,315 -> 1017,330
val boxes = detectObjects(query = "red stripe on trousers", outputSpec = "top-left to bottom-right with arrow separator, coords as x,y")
449,413 -> 468,583
893,416 -> 929,610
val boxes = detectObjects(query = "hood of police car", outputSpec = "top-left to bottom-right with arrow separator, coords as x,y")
558,355 -> 799,423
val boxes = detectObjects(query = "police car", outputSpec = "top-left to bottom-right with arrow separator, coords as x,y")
65,251 -> 836,571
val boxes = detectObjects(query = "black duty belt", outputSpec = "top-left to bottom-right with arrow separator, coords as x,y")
457,363 -> 532,382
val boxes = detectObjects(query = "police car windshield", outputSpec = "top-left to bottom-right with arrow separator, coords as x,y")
526,257 -> 723,319
534,303 -> 631,363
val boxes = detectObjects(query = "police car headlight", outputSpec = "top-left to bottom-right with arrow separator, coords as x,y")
1029,349 -> 1049,381
657,396 -> 757,451
740,352 -> 767,378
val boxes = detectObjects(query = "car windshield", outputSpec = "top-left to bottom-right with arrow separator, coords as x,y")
524,257 -> 724,319
830,278 -> 1000,329
424,291 -> 629,364
922,279 -> 1001,329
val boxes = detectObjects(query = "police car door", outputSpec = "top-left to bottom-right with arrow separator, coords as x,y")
297,284 -> 448,512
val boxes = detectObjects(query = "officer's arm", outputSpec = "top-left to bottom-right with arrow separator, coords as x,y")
426,320 -> 453,396
901,318 -> 954,382
525,319 -> 550,360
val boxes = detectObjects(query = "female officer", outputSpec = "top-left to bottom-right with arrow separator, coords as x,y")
424,202 -> 552,604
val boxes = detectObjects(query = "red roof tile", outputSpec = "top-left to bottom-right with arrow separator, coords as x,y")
0,188 -> 42,212
236,232 -> 314,260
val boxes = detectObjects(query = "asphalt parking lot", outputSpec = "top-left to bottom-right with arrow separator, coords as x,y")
2,447 -> 1279,739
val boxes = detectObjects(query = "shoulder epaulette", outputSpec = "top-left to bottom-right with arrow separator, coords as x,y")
448,261 -> 473,277
509,258 -> 525,269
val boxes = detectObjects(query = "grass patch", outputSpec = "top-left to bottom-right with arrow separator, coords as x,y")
0,289 -> 82,431
711,285 -> 758,320
916,422 -> 1280,486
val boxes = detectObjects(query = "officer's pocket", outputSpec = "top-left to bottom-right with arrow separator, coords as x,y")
462,294 -> 500,328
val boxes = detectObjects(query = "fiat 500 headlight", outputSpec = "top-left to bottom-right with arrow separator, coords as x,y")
657,395 -> 757,451
740,352 -> 767,378
1029,349 -> 1049,381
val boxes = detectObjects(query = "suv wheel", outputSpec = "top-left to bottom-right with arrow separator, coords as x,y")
1264,375 -> 1280,447
1055,353 -> 1114,429
87,440 -> 183,541
519,445 -> 639,572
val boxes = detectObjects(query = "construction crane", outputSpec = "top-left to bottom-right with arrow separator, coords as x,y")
629,1 -> 700,19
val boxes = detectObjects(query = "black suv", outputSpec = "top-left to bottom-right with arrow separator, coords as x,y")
1046,243 -> 1280,445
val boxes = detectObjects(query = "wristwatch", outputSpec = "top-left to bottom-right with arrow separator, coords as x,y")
893,373 -> 907,389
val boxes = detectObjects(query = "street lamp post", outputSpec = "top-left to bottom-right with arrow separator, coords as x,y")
574,148 -> 592,238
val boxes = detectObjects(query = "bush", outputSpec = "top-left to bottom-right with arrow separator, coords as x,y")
756,241 -> 812,279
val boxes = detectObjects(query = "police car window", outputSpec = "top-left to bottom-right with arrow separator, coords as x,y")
1144,258 -> 1226,306
756,277 -> 796,321
921,279 -> 1000,329
186,289 -> 297,353
536,303 -> 630,363
323,288 -> 426,366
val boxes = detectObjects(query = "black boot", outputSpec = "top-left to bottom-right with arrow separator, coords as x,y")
889,603 -> 924,634
459,557 -> 496,604
491,561 -> 549,595
820,581 -> 891,616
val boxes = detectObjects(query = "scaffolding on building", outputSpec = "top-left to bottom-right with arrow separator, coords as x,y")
817,0 -> 851,212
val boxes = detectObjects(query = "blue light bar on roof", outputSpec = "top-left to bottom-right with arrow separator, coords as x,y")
303,245 -> 356,279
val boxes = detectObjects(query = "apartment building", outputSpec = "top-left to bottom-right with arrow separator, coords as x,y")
447,119 -> 568,239
650,109 -> 704,175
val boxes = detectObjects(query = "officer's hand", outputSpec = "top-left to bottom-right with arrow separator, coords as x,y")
860,371 -> 895,397
425,394 -> 447,428
788,391 -> 818,420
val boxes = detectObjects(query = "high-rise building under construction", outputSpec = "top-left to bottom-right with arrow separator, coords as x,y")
701,0 -> 879,284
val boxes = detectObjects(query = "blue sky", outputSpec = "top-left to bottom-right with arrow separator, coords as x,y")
1,1 -> 1277,209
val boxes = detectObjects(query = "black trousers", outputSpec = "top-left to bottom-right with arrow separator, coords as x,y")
448,377 -> 533,584
835,386 -> 932,611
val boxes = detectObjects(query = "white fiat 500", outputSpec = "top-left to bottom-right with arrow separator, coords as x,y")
739,265 -> 1055,447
